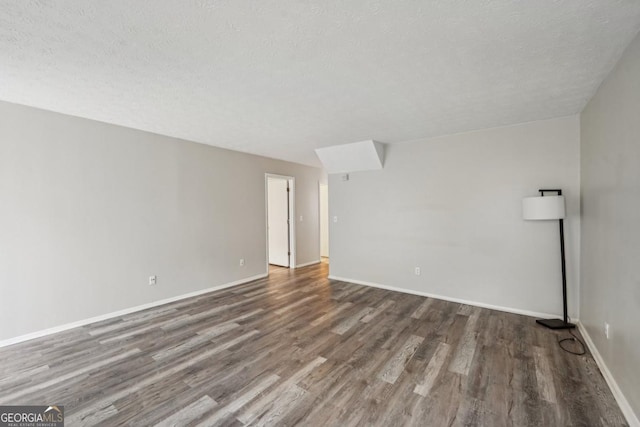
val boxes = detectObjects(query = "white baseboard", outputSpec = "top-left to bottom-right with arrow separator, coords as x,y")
577,322 -> 639,427
296,260 -> 321,268
327,275 -> 564,320
0,273 -> 268,348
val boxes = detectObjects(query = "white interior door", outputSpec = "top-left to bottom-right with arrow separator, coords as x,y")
320,184 -> 329,258
267,177 -> 290,267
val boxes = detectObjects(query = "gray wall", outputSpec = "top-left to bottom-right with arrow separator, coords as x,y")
581,31 -> 640,417
0,101 -> 323,341
329,116 -> 581,317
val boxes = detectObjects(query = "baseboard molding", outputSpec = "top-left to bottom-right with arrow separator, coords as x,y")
0,273 -> 268,348
327,275 -> 564,320
296,260 -> 321,268
577,322 -> 640,427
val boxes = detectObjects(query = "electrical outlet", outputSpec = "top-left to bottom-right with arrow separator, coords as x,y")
414,267 -> 421,276
605,322 -> 610,339
239,258 -> 245,267
149,276 -> 157,286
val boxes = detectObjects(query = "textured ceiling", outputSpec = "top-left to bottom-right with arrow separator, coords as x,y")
1,1 -> 640,166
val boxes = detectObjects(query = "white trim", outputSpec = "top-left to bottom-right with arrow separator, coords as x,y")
0,273 -> 268,348
318,182 -> 329,259
577,322 -> 640,427
296,260 -> 321,268
327,275 -> 564,320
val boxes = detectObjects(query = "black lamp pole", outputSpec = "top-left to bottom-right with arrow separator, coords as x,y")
535,189 -> 575,330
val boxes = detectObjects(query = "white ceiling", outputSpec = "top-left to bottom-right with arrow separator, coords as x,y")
1,1 -> 640,167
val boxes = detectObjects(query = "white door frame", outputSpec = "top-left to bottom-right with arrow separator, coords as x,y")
265,173 -> 296,271
318,182 -> 329,259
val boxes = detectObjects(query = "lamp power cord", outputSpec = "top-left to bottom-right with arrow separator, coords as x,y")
557,320 -> 586,355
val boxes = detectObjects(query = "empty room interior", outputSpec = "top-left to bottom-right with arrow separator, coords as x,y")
1,2 -> 640,426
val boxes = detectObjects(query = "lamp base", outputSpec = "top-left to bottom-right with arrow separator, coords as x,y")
536,318 -> 576,330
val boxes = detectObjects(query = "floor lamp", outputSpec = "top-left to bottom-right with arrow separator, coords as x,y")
522,189 -> 575,329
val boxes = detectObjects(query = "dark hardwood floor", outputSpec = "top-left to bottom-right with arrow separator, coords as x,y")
0,263 -> 627,426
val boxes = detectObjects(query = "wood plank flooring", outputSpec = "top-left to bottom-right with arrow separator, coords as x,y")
0,263 -> 627,426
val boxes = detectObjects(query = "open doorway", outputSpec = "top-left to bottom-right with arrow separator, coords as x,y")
319,183 -> 329,263
266,174 -> 295,270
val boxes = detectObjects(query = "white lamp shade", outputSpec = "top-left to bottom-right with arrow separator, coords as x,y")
523,195 -> 566,220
